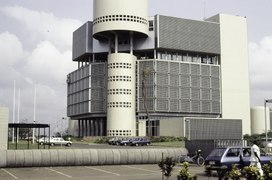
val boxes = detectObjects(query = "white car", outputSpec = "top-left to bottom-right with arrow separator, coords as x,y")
48,137 -> 72,146
37,137 -> 51,145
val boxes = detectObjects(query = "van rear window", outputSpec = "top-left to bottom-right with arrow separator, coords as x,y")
208,148 -> 226,157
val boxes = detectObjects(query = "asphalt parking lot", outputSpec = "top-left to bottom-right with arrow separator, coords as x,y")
0,164 -> 219,180
2,143 -> 220,179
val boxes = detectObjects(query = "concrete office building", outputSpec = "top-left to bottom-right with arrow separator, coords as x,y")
0,107 -> 8,150
67,0 -> 250,138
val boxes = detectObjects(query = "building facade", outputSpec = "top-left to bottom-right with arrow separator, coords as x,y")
67,0 -> 250,138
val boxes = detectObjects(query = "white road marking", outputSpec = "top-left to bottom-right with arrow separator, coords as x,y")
84,166 -> 120,176
1,169 -> 18,179
122,165 -> 158,173
45,167 -> 72,178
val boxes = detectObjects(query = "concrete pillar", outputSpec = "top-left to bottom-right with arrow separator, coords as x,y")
85,120 -> 88,136
90,120 -> 94,136
94,120 -> 98,136
0,107 -> 8,150
78,120 -> 81,137
99,119 -> 103,136
88,120 -> 91,136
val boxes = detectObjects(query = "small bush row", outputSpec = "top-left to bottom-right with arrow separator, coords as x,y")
151,136 -> 185,143
66,136 -> 185,144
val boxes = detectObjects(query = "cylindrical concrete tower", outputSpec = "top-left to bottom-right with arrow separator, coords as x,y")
93,0 -> 148,40
93,0 -> 149,136
251,106 -> 270,134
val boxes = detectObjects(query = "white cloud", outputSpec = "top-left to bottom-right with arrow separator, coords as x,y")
249,35 -> 272,105
23,40 -> 76,86
0,6 -> 80,132
0,31 -> 26,66
1,6 -> 82,51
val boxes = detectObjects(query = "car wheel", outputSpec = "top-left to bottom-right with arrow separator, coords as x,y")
124,143 -> 127,146
40,142 -> 44,145
66,143 -> 71,147
147,143 -> 150,146
50,143 -> 55,146
135,143 -> 139,146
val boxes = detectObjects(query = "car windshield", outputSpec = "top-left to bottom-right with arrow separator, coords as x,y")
208,148 -> 226,157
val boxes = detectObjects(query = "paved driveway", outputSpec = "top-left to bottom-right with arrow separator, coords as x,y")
0,164 -> 218,180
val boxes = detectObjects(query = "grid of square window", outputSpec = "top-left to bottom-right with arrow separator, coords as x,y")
108,62 -> 132,69
108,76 -> 131,82
93,15 -> 148,25
108,89 -> 132,95
107,130 -> 131,136
107,102 -> 132,108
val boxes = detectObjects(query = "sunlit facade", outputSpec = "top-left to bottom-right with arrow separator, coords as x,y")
67,0 -> 250,138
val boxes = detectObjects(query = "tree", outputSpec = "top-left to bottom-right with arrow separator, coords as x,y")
142,67 -> 154,137
158,157 -> 176,179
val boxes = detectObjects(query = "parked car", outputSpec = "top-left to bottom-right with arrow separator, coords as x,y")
47,137 -> 72,147
108,137 -> 123,145
120,138 -> 134,146
130,138 -> 151,146
37,137 -> 51,145
205,146 -> 272,174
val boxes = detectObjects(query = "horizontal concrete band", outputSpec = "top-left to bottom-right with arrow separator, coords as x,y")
0,148 -> 187,168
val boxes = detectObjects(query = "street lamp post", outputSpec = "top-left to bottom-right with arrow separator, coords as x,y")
265,99 -> 272,151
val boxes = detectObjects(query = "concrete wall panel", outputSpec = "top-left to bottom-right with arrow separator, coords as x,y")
0,107 -> 8,150
66,149 -> 75,166
24,150 -> 33,167
0,150 -> 7,167
74,149 -> 83,166
140,149 -> 149,164
89,149 -> 98,165
147,149 -> 156,163
32,150 -> 42,167
133,149 -> 142,164
127,149 -> 135,164
97,149 -> 106,165
120,149 -> 128,164
82,149 -> 91,165
1,148 -> 186,168
41,150 -> 51,167
112,149 -> 121,165
50,150 -> 59,166
6,150 -> 15,167
15,150 -> 25,167
105,149 -> 114,164
57,149 -> 67,166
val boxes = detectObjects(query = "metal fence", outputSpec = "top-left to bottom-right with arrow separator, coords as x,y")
185,139 -> 247,158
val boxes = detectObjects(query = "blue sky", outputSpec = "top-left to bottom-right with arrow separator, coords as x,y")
0,0 -> 272,131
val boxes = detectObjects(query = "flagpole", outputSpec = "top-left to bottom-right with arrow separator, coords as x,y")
12,80 -> 16,143
32,86 -> 36,144
17,88 -> 20,142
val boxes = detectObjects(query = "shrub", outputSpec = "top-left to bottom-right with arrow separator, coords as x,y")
94,136 -> 112,144
158,157 -> 176,179
241,166 -> 260,180
177,162 -> 195,180
262,161 -> 272,179
151,136 -> 185,143
228,164 -> 242,180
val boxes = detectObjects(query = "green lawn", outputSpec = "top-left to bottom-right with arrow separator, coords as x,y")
7,139 -> 185,149
7,141 -> 71,150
